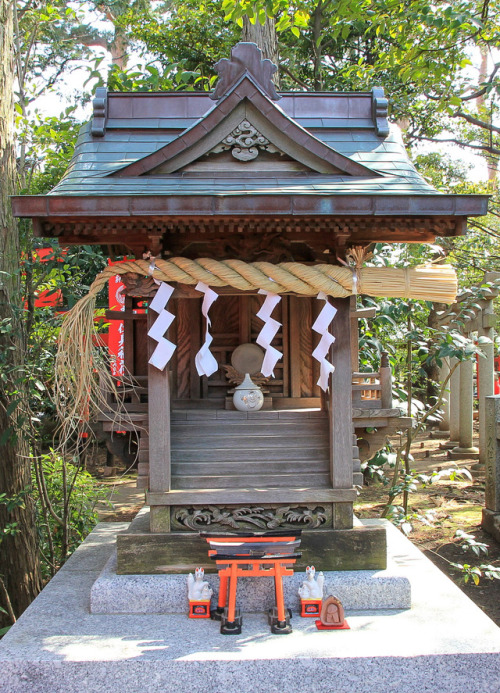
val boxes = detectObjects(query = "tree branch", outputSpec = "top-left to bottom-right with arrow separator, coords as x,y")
76,35 -> 109,51
425,65 -> 499,103
454,110 -> 500,134
468,220 -> 500,239
279,63 -> 311,90
0,577 -> 16,624
461,64 -> 499,101
411,135 -> 500,157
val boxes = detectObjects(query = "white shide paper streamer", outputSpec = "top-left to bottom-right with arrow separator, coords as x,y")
256,290 -> 283,378
194,281 -> 219,377
312,291 -> 337,392
147,282 -> 176,370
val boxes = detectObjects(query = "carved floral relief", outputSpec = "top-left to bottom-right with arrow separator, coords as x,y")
172,504 -> 330,531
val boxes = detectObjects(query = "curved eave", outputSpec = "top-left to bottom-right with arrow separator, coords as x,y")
11,193 -> 490,219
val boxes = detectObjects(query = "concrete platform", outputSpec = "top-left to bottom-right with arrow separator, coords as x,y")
1,520 -> 500,693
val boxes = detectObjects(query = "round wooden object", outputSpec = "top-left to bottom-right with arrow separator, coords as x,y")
231,343 -> 264,375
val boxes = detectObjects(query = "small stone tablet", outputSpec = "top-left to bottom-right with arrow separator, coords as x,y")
315,595 -> 350,631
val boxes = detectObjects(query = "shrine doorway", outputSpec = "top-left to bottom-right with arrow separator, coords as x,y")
168,293 -> 323,411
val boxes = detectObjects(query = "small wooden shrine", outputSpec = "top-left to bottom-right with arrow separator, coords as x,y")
13,43 -> 488,573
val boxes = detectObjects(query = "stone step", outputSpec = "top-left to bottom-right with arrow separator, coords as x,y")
171,472 -> 331,489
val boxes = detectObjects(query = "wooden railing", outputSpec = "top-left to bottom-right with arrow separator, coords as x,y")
352,352 -> 392,410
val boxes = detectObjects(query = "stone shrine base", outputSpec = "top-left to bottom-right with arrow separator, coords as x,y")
1,520 -> 499,693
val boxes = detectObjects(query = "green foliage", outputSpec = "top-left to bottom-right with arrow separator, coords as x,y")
414,153 -> 472,192
362,445 -> 397,482
15,106 -> 80,195
455,529 -> 489,557
450,531 -> 500,585
109,0 -> 240,91
32,452 -> 110,578
382,467 -> 472,535
0,491 -> 28,544
450,563 -> 500,585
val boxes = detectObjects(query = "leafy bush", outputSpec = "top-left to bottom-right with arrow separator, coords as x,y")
32,452 -> 109,579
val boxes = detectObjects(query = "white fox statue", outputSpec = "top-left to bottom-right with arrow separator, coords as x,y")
187,567 -> 213,601
298,565 -> 325,599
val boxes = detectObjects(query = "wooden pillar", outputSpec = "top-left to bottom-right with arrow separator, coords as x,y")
147,310 -> 171,493
380,351 -> 392,409
329,298 -> 353,489
349,295 -> 359,372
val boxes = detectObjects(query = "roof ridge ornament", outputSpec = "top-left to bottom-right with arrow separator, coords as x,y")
371,87 -> 389,137
91,87 -> 108,137
210,42 -> 281,102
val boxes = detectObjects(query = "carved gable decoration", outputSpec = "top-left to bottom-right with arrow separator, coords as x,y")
211,42 -> 280,102
209,119 -> 282,162
143,103 -> 346,176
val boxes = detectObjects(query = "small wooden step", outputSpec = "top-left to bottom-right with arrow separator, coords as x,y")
170,434 -> 328,450
171,458 -> 329,476
171,421 -> 328,436
171,409 -> 327,422
170,446 -> 329,463
171,472 -> 331,490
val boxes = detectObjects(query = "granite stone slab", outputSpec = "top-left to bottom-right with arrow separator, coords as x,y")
90,551 -> 411,614
1,520 -> 499,693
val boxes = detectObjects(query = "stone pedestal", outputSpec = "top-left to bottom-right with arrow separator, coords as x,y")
482,508 -> 500,543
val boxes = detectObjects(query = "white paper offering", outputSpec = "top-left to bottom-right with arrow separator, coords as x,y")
312,291 -> 337,392
256,290 -> 283,378
147,282 -> 176,371
194,282 -> 219,377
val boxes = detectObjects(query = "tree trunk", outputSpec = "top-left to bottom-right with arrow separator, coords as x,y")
0,0 -> 41,627
242,16 -> 279,86
477,46 -> 498,188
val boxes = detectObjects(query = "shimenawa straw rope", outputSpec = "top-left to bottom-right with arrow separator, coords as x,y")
54,257 -> 457,448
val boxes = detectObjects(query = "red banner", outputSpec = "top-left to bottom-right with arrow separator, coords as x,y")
108,265 -> 126,377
